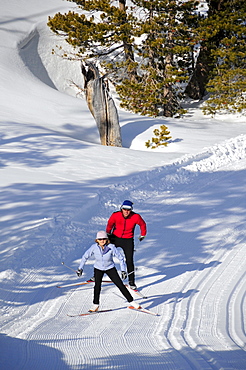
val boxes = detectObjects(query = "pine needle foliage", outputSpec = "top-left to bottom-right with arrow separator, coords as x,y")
145,124 -> 172,149
117,0 -> 200,117
197,0 -> 246,115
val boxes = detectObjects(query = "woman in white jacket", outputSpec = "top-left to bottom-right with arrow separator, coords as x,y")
77,231 -> 140,312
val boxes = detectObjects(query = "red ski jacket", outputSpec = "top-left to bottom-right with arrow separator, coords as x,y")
106,211 -> 147,239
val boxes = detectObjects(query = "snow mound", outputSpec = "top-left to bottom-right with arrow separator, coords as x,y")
184,134 -> 246,172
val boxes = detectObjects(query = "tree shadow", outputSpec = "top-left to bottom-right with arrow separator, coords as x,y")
2,332 -> 244,369
0,333 -> 70,370
120,117 -> 161,147
85,348 -> 246,369
0,123 -> 92,168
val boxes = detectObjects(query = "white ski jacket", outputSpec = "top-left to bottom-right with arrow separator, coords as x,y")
78,243 -> 126,272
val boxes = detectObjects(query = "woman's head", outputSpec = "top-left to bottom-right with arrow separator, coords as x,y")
95,230 -> 109,245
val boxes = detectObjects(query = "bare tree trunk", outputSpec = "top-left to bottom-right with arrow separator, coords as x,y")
118,0 -> 137,82
185,0 -> 224,100
81,62 -> 122,147
162,33 -> 180,116
185,45 -> 213,99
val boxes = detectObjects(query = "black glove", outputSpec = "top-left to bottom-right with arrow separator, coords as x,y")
138,235 -> 145,242
107,233 -> 113,242
76,269 -> 83,277
121,271 -> 127,280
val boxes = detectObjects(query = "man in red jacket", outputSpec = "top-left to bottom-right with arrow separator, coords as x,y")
106,200 -> 147,289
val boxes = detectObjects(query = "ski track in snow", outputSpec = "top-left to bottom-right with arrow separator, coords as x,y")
1,136 -> 246,369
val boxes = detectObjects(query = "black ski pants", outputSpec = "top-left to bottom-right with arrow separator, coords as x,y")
93,267 -> 133,305
110,235 -> 135,285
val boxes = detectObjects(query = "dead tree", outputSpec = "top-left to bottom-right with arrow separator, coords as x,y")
81,62 -> 122,147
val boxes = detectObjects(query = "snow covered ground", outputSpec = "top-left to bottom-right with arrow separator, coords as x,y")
0,1 -> 245,369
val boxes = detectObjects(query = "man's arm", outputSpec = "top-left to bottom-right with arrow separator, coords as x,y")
137,215 -> 147,236
106,213 -> 116,234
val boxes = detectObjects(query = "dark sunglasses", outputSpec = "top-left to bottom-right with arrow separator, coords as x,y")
122,208 -> 131,210
98,238 -> 107,240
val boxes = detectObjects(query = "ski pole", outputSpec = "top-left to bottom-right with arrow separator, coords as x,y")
134,238 -> 141,252
128,269 -> 138,276
61,261 -> 77,273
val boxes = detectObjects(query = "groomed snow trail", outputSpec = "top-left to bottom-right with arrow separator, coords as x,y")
1,138 -> 246,369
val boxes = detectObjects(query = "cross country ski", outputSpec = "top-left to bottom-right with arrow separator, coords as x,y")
67,309 -> 113,317
128,305 -> 159,316
67,306 -> 159,317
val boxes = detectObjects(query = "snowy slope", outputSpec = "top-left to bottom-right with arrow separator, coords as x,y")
0,1 -> 246,369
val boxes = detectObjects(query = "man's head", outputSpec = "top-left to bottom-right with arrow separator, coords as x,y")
120,200 -> 133,210
121,200 -> 133,217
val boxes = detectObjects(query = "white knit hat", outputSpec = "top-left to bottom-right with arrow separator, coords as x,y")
96,231 -> 108,239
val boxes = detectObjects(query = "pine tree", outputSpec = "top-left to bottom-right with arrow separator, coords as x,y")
118,0 -> 200,117
186,0 -> 246,115
48,0 -> 200,117
145,124 -> 172,149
